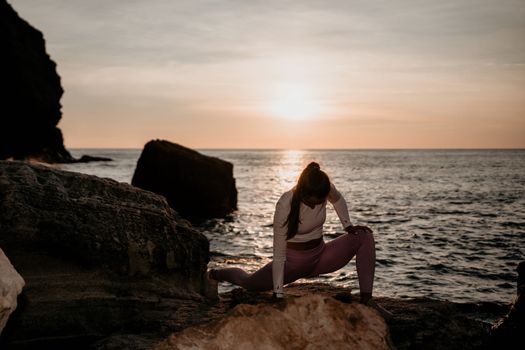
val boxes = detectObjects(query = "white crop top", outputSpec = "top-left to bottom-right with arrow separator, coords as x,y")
272,183 -> 352,294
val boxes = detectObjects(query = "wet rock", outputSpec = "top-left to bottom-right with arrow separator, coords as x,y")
489,261 -> 525,349
0,0 -> 73,163
75,155 -> 113,163
0,249 -> 25,335
0,160 -> 211,348
155,294 -> 393,350
132,140 -> 237,223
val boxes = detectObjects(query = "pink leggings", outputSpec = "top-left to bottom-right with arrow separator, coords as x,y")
213,231 -> 376,294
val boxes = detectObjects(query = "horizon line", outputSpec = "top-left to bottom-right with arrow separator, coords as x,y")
68,147 -> 525,151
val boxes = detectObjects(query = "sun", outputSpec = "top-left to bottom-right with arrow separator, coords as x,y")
268,83 -> 322,121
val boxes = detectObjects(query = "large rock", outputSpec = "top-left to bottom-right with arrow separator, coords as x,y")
0,160 -> 211,348
132,140 -> 237,223
155,294 -> 393,350
0,160 -> 209,280
0,248 -> 25,335
0,0 -> 73,163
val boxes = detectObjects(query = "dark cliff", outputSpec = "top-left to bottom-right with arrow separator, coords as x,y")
0,0 -> 73,163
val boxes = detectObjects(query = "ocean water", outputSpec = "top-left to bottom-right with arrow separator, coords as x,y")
58,149 -> 525,305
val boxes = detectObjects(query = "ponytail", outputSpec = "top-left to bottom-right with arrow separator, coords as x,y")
284,162 -> 330,240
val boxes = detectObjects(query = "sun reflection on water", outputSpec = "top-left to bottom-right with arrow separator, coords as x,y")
276,149 -> 308,190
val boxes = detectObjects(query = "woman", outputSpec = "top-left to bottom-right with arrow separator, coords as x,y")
208,162 -> 390,314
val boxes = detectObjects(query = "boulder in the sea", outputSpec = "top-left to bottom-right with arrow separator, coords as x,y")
75,155 -> 112,163
0,0 -> 73,163
0,249 -> 25,335
132,140 -> 237,223
155,294 -> 393,350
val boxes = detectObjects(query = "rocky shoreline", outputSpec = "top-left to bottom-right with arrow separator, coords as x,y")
154,283 -> 512,350
0,160 -> 520,349
1,274 -> 512,349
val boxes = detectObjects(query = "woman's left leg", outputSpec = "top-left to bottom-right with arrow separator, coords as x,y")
306,231 -> 376,295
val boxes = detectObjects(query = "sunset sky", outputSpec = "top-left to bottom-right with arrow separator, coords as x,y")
11,0 -> 525,149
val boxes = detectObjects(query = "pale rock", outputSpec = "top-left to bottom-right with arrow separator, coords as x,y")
0,248 -> 25,335
156,294 -> 393,350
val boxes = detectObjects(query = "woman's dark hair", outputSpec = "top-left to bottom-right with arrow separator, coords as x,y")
284,162 -> 331,240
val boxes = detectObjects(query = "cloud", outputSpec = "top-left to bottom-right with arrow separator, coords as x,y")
13,0 -> 525,68
9,0 -> 525,148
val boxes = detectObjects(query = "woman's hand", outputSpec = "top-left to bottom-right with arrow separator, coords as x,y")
345,225 -> 373,235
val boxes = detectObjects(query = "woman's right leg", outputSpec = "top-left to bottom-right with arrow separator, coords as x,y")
212,243 -> 325,291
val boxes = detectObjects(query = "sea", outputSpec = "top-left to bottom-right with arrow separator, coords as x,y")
57,149 -> 525,306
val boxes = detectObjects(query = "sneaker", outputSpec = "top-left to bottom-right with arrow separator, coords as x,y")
363,298 -> 393,320
203,269 -> 219,300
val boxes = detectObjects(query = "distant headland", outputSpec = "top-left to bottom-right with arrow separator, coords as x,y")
0,0 -> 109,164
